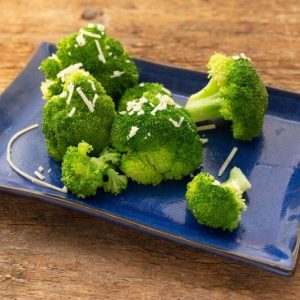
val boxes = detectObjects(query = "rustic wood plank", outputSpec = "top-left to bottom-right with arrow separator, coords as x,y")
0,0 -> 300,298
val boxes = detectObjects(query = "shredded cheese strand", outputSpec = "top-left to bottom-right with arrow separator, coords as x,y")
88,79 -> 96,91
76,87 -> 94,112
6,124 -> 67,193
95,40 -> 106,63
197,124 -> 216,131
79,29 -> 102,39
68,107 -> 76,117
66,83 -> 74,105
218,147 -> 238,177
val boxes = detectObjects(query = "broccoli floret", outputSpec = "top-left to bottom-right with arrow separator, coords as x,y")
185,53 -> 268,141
111,83 -> 202,185
43,70 -> 115,161
39,24 -> 138,101
40,79 -> 64,101
186,167 -> 251,231
118,82 -> 173,111
62,142 -> 128,198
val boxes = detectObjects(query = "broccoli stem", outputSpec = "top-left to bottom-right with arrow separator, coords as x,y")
185,78 -> 224,123
222,167 -> 252,194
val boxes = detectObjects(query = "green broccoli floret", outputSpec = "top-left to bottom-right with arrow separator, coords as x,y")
111,83 -> 202,185
39,24 -> 138,101
185,53 -> 268,141
62,142 -> 128,198
43,69 -> 115,161
118,82 -> 173,111
186,167 -> 251,231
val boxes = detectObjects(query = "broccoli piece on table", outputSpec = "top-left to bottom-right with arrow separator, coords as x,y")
62,142 -> 128,198
43,69 -> 115,161
185,53 -> 268,141
39,24 -> 138,101
186,167 -> 251,231
111,83 -> 202,185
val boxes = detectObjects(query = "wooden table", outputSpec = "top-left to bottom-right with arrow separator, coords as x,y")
1,0 -> 300,298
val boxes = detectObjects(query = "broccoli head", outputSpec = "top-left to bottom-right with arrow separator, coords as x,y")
186,167 -> 251,231
62,142 -> 128,198
185,53 -> 268,141
111,83 -> 202,185
43,69 -> 115,161
39,24 -> 138,101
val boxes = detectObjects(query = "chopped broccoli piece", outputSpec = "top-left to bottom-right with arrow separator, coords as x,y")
39,24 -> 138,101
103,168 -> 128,195
186,167 -> 251,231
111,83 -> 202,185
62,142 -> 128,198
42,70 -> 115,161
185,53 -> 268,141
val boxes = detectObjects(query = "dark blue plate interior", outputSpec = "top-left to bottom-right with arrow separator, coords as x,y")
0,43 -> 300,276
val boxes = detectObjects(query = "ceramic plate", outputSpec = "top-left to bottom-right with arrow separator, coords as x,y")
1,43 -> 300,276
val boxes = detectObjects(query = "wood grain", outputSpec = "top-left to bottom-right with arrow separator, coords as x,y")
0,0 -> 300,299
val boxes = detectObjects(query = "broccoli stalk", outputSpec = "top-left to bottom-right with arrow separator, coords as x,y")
186,167 -> 251,231
103,168 -> 128,195
185,53 -> 268,141
186,79 -> 223,122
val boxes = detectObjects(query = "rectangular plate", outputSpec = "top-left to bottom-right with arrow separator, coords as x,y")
0,43 -> 300,276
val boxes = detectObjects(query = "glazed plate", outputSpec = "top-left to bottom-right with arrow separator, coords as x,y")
1,43 -> 300,276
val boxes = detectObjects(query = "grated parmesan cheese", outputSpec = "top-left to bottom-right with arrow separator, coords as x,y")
197,124 -> 216,131
38,166 -> 44,172
57,63 -> 83,82
76,87 -> 94,112
80,29 -> 102,39
119,111 -> 127,115
76,34 -> 86,46
66,83 -> 74,105
139,83 -> 145,87
169,116 -> 184,128
200,138 -> 208,144
6,124 -> 67,194
88,79 -> 96,91
95,40 -> 106,63
110,70 -> 125,78
162,87 -> 171,95
59,90 -> 68,98
127,126 -> 139,140
47,168 -> 52,173
92,94 -> 99,106
218,147 -> 238,177
151,102 -> 167,115
34,170 -> 45,181
67,107 -> 76,117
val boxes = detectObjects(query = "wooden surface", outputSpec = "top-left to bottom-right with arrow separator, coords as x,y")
0,0 -> 300,298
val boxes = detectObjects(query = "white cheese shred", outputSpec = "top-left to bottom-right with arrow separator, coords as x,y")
37,166 -> 44,173
76,87 -> 94,112
200,138 -> 208,144
197,124 -> 216,131
127,126 -> 139,140
80,29 -> 102,39
57,63 -> 83,82
34,170 -> 45,181
6,124 -> 67,194
218,147 -> 238,177
66,83 -> 74,105
95,40 -> 106,64
92,94 -> 99,106
47,168 -> 52,173
68,107 -> 76,117
88,79 -> 96,91
110,70 -> 125,78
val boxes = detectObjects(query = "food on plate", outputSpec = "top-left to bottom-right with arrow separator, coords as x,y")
185,53 -> 268,141
62,142 -> 127,198
43,69 -> 115,161
39,24 -> 138,101
111,83 -> 203,185
186,167 -> 251,231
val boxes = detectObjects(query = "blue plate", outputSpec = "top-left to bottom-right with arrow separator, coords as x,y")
1,43 -> 300,276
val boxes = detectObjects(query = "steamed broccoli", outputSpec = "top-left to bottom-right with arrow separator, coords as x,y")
111,83 -> 203,185
185,53 -> 268,141
43,69 -> 115,161
62,142 -> 128,198
39,24 -> 138,101
186,167 -> 251,231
